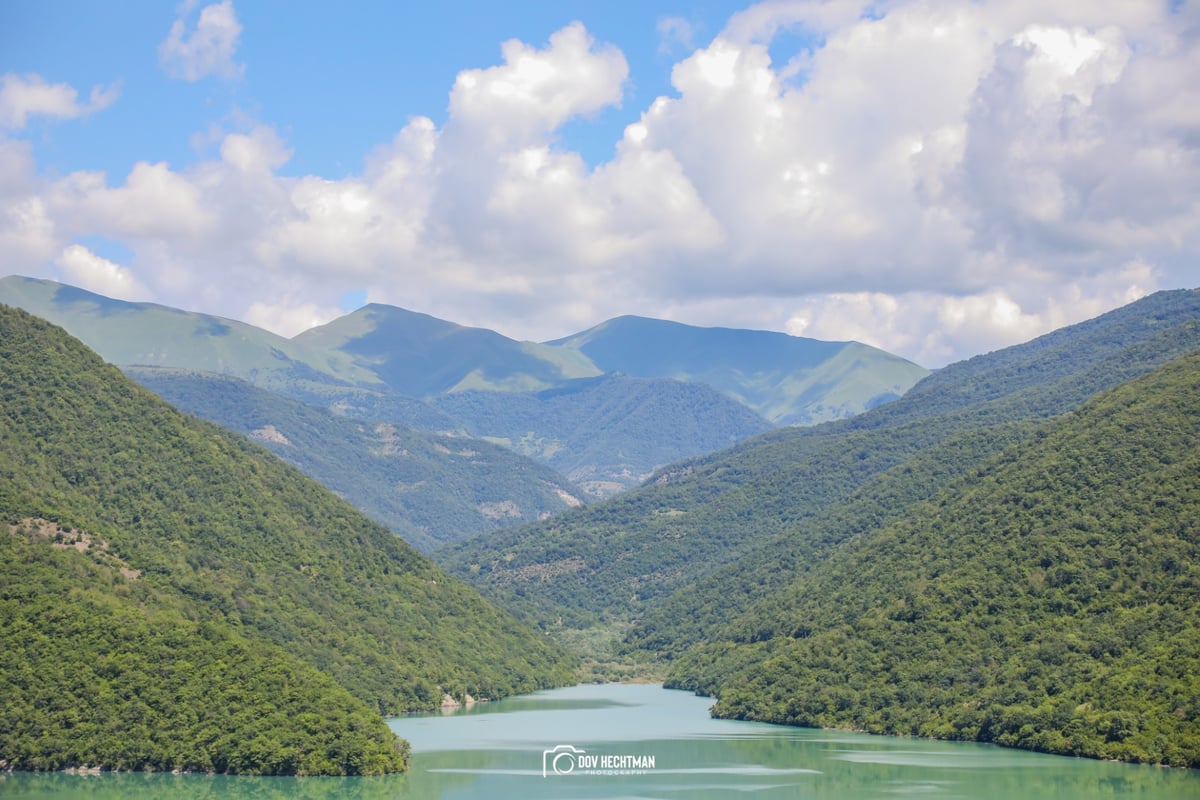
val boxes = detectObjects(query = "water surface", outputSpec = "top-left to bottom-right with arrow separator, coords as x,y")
1,683 -> 1195,799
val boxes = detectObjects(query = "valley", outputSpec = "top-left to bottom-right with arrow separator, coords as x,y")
2,279 -> 1198,773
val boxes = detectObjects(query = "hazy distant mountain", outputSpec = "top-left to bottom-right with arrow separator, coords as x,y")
0,274 -> 930,497
431,373 -> 774,496
130,367 -> 586,552
293,302 -> 601,396
0,274 -> 379,393
549,315 -> 928,424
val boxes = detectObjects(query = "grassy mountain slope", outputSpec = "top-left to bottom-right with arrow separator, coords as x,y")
293,303 -> 601,396
438,290 -> 1200,641
0,306 -> 577,773
668,351 -> 1200,767
128,367 -> 585,552
548,315 -> 929,424
0,275 -> 377,392
431,374 -> 773,496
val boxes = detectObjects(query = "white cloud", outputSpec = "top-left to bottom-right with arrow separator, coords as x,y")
243,299 -> 342,339
10,3 -> 1200,368
159,0 -> 245,81
55,244 -> 150,301
0,73 -> 119,129
657,16 -> 697,54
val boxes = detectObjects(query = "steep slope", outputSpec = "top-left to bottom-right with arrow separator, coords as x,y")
439,289 -> 1200,639
128,367 -> 585,552
0,306 -> 577,773
293,303 -> 601,396
668,351 -> 1200,767
431,374 -> 773,496
548,315 -> 929,424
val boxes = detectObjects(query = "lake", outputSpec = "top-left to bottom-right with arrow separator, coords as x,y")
1,683 -> 1196,798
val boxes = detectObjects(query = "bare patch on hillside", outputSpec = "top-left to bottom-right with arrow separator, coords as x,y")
7,518 -> 141,580
479,501 -> 522,520
249,424 -> 291,446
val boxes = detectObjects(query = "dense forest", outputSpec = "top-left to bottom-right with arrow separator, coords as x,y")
441,289 -> 1200,636
668,351 -> 1200,767
0,306 -> 577,774
128,367 -> 584,552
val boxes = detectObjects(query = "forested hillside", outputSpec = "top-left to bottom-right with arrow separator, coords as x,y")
0,306 -> 576,774
431,374 -> 773,496
129,367 -> 584,552
668,351 -> 1200,767
440,290 -> 1200,638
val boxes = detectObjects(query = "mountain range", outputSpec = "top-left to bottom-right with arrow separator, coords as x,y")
0,275 -> 928,496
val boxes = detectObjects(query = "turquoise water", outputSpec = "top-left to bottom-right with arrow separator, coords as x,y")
2,683 -> 1196,798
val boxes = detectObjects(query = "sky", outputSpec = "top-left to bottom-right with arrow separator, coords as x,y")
2,1 -> 1197,367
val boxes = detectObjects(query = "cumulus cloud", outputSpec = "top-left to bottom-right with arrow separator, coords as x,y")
55,244 -> 150,301
0,73 -> 119,129
12,2 -> 1200,368
159,0 -> 245,81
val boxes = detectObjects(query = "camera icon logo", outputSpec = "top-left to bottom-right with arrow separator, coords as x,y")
543,743 -> 585,777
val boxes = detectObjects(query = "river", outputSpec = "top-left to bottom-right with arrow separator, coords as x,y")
1,683 -> 1195,798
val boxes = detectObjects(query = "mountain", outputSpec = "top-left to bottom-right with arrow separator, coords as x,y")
438,289 -> 1200,641
430,374 -> 773,496
0,305 -> 577,774
293,303 -> 602,395
0,275 -> 378,394
666,350 -> 1200,767
0,275 -> 928,497
128,367 -> 585,552
548,315 -> 928,424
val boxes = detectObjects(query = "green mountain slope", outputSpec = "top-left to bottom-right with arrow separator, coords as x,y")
128,367 -> 585,552
0,306 -> 577,774
431,374 -> 773,496
293,303 -> 601,396
548,315 -> 929,424
0,275 -> 378,393
667,351 -> 1200,767
438,290 -> 1200,643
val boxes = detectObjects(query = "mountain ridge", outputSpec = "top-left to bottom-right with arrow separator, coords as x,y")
0,274 -> 930,494
0,304 -> 577,774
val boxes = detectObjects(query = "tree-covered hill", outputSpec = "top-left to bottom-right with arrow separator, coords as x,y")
667,350 -> 1200,767
438,290 -> 1200,639
128,367 -> 585,552
0,306 -> 577,774
431,374 -> 773,496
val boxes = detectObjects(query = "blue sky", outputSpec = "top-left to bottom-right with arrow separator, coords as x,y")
2,1 -> 1198,366
3,1 -> 753,176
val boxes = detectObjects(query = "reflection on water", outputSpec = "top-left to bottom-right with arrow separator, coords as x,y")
1,684 -> 1196,799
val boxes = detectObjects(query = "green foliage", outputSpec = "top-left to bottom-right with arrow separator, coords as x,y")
667,351 -> 1200,767
0,305 -> 577,774
0,532 -> 408,775
440,289 -> 1200,645
432,374 -> 773,495
128,367 -> 585,552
